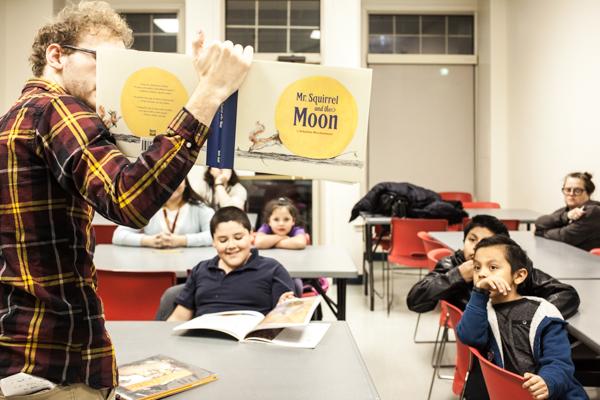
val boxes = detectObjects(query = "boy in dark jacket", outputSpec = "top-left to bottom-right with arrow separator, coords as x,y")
456,235 -> 588,400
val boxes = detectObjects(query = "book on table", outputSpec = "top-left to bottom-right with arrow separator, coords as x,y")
114,354 -> 216,400
96,49 -> 372,183
173,296 -> 329,349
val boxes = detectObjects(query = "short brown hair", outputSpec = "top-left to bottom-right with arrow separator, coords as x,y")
30,1 -> 133,77
565,172 -> 595,196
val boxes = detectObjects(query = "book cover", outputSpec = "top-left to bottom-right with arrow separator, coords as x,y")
96,49 -> 372,183
173,296 -> 329,349
115,354 -> 216,400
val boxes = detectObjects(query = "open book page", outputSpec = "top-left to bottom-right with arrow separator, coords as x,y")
96,48 -> 197,159
115,354 -> 216,400
250,296 -> 322,331
172,311 -> 264,341
242,324 -> 331,349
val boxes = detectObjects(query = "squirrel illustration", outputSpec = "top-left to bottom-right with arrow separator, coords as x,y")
248,121 -> 282,151
98,105 -> 122,129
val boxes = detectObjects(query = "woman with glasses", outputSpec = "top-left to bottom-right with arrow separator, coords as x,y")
534,172 -> 600,250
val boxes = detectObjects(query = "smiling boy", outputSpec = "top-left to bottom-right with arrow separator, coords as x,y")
456,235 -> 588,400
167,207 -> 295,321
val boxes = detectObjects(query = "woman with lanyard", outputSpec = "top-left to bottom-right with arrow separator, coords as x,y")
188,166 -> 248,210
112,177 -> 215,248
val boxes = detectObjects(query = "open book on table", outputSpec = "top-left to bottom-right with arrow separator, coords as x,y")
115,354 -> 216,400
173,296 -> 329,349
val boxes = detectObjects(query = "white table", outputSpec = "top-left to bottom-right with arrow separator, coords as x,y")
94,244 -> 358,320
108,321 -> 380,399
565,280 -> 600,354
429,231 -> 600,280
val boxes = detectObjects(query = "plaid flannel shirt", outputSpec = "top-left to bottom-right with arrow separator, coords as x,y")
0,79 -> 210,389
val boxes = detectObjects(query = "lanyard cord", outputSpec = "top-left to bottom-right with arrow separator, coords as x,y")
163,203 -> 182,233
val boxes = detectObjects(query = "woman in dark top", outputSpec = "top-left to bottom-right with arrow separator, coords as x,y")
535,172 -> 600,251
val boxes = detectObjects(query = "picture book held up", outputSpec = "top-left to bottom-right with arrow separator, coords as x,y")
96,48 -> 372,183
173,296 -> 329,349
114,355 -> 216,400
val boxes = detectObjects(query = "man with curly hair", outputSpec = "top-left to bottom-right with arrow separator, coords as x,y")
0,1 -> 252,398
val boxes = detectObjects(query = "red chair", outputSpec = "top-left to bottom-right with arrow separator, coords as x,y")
462,201 -> 501,209
94,224 -> 118,245
386,218 -> 448,315
418,231 -> 447,255
471,346 -> 531,400
429,301 -> 473,399
438,192 -> 473,203
462,217 -> 520,231
96,270 -> 177,320
590,248 -> 600,257
427,248 -> 453,272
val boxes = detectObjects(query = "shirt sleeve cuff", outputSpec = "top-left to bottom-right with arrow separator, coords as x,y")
165,108 -> 212,147
472,286 -> 491,296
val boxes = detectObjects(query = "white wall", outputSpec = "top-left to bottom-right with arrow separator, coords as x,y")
0,0 -> 6,115
501,0 -> 600,212
476,0 -> 509,204
318,0 -> 363,271
1,0 -> 54,115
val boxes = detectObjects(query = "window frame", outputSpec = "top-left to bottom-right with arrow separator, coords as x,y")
112,3 -> 185,54
365,11 -> 477,66
223,0 -> 322,64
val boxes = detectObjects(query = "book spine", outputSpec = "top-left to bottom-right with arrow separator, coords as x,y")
207,91 -> 238,169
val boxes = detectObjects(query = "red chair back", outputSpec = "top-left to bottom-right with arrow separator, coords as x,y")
470,347 -> 530,400
417,231 -> 447,255
438,192 -> 473,203
427,248 -> 453,271
445,302 -> 474,396
96,270 -> 177,321
590,248 -> 600,257
462,202 -> 501,209
94,225 -> 118,245
388,218 -> 448,268
462,217 -> 520,231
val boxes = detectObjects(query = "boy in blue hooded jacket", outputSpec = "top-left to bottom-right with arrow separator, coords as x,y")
456,235 -> 588,400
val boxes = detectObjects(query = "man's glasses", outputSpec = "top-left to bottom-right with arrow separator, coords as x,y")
562,188 -> 585,196
62,45 -> 96,57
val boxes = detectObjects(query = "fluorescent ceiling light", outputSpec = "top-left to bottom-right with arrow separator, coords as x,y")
153,19 -> 179,33
310,30 -> 321,40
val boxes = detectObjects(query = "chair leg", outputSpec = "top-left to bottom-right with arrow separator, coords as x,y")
434,328 -> 454,380
459,350 -> 473,400
430,315 -> 448,366
428,324 -> 449,400
386,256 -> 393,316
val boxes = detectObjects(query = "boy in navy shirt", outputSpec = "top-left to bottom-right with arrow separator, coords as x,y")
457,235 -> 588,400
167,207 -> 295,320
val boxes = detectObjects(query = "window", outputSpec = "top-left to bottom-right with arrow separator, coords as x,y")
369,14 -> 474,55
122,13 -> 179,53
225,0 -> 321,60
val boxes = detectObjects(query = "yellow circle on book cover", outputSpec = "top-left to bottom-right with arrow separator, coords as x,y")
121,67 -> 189,137
275,76 -> 358,159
